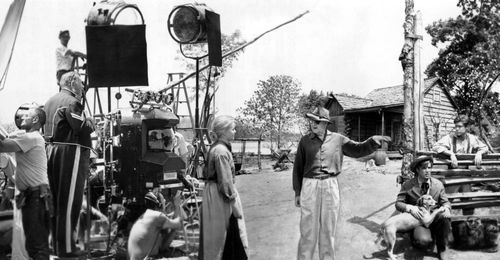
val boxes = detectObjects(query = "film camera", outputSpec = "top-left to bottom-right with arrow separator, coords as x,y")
92,105 -> 188,226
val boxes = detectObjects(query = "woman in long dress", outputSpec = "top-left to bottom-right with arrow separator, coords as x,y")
199,115 -> 248,260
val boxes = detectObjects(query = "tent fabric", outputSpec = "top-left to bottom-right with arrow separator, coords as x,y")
0,0 -> 26,91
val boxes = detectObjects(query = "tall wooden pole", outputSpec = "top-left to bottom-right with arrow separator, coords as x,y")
399,0 -> 419,181
414,11 -> 424,151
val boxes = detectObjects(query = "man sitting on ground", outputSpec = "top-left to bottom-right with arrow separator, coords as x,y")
396,156 -> 452,260
127,191 -> 184,260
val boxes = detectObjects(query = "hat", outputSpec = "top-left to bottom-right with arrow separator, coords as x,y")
305,106 -> 331,123
144,192 -> 160,205
410,155 -> 433,173
59,30 -> 70,38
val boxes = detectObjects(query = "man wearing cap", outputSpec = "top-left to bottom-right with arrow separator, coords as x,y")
293,106 -> 391,260
44,71 -> 94,257
56,30 -> 86,84
396,156 -> 451,259
128,191 -> 184,260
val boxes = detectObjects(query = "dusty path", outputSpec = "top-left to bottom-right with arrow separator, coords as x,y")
236,158 -> 500,260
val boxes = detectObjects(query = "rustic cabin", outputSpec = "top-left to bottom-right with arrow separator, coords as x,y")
327,77 -> 458,151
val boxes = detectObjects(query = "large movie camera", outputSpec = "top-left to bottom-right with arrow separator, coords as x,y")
92,89 -> 186,212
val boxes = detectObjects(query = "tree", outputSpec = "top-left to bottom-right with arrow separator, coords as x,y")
425,0 -> 500,146
176,31 -> 247,126
234,116 -> 261,139
238,75 -> 302,150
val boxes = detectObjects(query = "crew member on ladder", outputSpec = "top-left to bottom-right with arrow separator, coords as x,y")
56,30 -> 86,84
44,71 -> 94,257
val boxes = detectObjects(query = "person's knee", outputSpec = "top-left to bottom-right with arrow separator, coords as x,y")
412,227 -> 433,248
432,214 -> 451,229
413,237 -> 434,249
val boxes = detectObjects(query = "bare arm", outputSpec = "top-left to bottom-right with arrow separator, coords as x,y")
66,49 -> 87,59
161,190 -> 185,230
0,138 -> 22,153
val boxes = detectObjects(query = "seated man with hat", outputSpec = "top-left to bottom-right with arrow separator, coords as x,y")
395,155 -> 452,260
127,191 -> 184,260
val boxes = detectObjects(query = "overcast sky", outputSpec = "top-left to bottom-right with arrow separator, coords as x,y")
0,0 -> 461,124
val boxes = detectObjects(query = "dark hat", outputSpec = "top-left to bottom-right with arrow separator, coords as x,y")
144,192 -> 159,205
305,106 -> 331,123
410,155 -> 433,173
59,30 -> 70,38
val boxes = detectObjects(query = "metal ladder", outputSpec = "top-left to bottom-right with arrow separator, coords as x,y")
168,72 -> 195,134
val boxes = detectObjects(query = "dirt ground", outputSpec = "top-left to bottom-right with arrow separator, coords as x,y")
236,158 -> 500,260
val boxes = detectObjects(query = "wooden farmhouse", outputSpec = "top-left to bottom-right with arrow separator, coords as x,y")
327,78 -> 458,151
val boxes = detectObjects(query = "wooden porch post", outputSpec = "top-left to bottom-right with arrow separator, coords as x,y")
414,11 -> 424,151
381,110 -> 385,136
357,114 -> 361,141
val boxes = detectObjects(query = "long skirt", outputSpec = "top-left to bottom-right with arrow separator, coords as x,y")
199,182 -> 248,260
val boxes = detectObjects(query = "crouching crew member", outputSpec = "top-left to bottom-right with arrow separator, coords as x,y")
128,192 -> 184,260
44,72 -> 94,257
0,104 -> 52,260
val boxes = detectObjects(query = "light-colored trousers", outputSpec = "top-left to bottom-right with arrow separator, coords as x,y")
297,177 -> 340,260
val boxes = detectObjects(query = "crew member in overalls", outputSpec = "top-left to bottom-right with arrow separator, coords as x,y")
0,104 -> 52,260
44,72 -> 94,257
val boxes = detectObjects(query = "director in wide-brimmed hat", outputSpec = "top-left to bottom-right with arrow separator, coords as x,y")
305,106 -> 331,123
293,105 -> 391,260
395,155 -> 452,259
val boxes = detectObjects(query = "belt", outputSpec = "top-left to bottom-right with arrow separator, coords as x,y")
24,184 -> 50,193
308,174 -> 334,180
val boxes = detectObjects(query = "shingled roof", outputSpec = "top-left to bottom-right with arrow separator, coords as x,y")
333,77 -> 450,112
367,77 -> 441,107
333,94 -> 372,110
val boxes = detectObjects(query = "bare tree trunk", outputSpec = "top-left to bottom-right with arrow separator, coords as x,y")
478,123 -> 495,152
400,0 -> 416,182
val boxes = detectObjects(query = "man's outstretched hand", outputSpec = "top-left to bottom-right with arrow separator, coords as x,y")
295,195 -> 300,207
372,135 -> 392,146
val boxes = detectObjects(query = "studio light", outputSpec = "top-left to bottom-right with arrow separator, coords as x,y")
167,3 -> 222,66
168,3 -> 211,44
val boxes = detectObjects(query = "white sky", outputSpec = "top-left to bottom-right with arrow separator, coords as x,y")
0,0 -> 461,124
